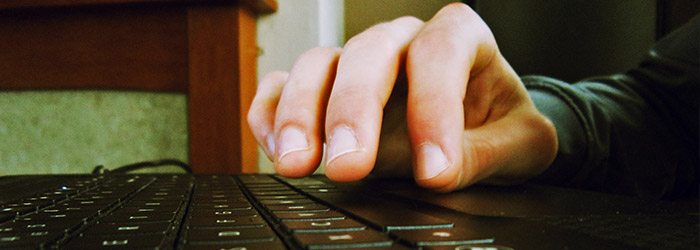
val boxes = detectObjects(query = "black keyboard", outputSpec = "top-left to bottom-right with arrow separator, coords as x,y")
0,174 -> 499,250
1,174 -> 696,250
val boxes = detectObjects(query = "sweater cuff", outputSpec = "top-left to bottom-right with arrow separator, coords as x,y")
524,77 -> 588,185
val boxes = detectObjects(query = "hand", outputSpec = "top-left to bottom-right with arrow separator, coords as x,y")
248,3 -> 558,192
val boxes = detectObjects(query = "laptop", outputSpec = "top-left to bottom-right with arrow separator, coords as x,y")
0,173 -> 696,249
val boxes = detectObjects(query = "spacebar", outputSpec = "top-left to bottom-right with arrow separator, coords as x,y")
310,192 -> 453,231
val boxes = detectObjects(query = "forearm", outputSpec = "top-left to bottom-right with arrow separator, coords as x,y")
523,71 -> 697,199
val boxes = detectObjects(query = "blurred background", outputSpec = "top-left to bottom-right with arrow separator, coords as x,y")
0,0 -> 694,175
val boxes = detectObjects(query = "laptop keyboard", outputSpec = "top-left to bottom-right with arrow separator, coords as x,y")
0,174 -> 500,250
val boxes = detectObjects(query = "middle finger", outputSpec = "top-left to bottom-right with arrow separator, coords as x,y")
323,16 -> 424,182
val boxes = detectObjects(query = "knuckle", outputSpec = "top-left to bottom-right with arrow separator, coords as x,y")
413,3 -> 489,52
295,47 -> 342,64
258,70 -> 288,90
247,106 -> 266,128
341,16 -> 423,61
391,16 -> 424,27
410,29 -> 462,57
441,2 -> 476,17
344,29 -> 399,55
345,17 -> 420,54
264,70 -> 289,81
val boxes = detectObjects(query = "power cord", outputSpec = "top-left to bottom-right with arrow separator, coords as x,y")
92,159 -> 192,175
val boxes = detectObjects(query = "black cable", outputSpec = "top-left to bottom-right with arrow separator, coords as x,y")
91,165 -> 108,175
91,159 -> 192,175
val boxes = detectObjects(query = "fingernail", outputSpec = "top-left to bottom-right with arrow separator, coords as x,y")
416,143 -> 449,180
278,127 -> 310,160
326,126 -> 363,165
266,134 -> 276,157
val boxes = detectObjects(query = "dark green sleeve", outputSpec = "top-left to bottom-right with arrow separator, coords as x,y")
523,16 -> 699,199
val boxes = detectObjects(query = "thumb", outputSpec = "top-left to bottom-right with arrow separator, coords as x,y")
459,108 -> 558,188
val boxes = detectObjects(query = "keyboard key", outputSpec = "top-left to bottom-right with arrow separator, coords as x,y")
237,175 -> 279,184
38,207 -> 95,215
0,229 -> 63,248
129,194 -> 185,202
31,209 -> 98,222
194,193 -> 246,200
195,187 -> 242,192
19,197 -> 56,208
193,197 -> 249,203
283,218 -> 366,232
247,187 -> 294,192
273,211 -> 345,221
99,212 -> 176,223
184,226 -> 276,244
294,229 -> 393,249
182,239 -> 286,249
243,183 -> 284,188
275,177 -> 327,186
428,244 -> 514,250
251,191 -> 298,196
86,222 -> 171,235
192,202 -> 252,210
389,228 -> 495,246
122,200 -> 182,208
296,184 -> 337,189
302,188 -> 342,193
260,199 -> 315,205
110,206 -> 179,215
63,234 -> 169,249
255,195 -> 307,200
337,245 -> 414,250
54,202 -> 107,214
71,197 -> 118,207
187,215 -> 266,229
310,193 -> 454,231
195,187 -> 243,193
0,212 -> 13,222
0,205 -> 37,216
9,216 -> 85,232
265,204 -> 329,212
188,209 -> 258,217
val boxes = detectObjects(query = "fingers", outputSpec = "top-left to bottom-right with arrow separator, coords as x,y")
323,16 -> 424,182
248,70 -> 289,160
272,47 -> 342,178
252,3 -> 556,191
406,3 -> 498,191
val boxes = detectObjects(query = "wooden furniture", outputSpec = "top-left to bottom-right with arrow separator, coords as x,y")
0,0 -> 277,174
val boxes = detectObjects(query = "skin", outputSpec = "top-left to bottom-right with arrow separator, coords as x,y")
248,3 -> 558,192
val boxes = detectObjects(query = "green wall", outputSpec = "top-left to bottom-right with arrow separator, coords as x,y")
0,91 -> 189,175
